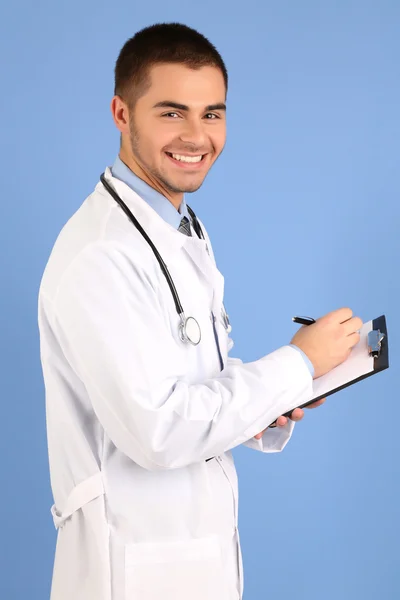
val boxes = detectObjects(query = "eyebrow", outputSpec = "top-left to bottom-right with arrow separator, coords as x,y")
153,101 -> 226,112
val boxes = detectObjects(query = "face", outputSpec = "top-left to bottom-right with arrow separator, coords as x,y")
114,63 -> 227,199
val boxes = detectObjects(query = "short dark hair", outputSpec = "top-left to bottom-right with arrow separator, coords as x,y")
114,23 -> 228,106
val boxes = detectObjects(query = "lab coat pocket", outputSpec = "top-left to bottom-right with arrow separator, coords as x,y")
125,535 -> 228,600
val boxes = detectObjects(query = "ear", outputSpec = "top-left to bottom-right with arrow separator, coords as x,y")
111,96 -> 130,136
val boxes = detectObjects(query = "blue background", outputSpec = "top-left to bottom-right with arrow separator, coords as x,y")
1,1 -> 399,598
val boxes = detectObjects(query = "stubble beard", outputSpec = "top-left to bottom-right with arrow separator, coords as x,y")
129,125 -> 207,195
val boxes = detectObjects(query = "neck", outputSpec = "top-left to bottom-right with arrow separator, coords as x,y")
119,147 -> 183,211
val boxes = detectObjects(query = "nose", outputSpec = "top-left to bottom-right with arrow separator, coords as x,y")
179,117 -> 206,150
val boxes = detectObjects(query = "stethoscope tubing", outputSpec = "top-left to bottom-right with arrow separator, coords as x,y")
100,173 -> 190,317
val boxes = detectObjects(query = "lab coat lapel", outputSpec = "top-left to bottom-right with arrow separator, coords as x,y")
183,237 -> 225,316
182,236 -> 216,288
212,268 -> 225,318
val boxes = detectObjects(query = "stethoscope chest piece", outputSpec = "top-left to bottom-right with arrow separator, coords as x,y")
179,315 -> 201,346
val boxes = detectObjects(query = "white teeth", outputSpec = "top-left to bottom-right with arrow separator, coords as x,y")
171,153 -> 203,163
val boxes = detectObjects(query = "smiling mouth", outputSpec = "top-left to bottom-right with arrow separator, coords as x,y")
165,152 -> 206,164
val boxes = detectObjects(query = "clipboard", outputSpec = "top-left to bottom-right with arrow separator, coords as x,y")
274,315 -> 389,424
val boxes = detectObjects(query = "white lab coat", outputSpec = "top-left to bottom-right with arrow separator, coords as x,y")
38,168 -> 313,600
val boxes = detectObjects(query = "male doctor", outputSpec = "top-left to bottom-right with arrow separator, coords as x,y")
38,22 -> 362,600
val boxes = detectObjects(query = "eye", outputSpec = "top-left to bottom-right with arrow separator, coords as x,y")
162,112 -> 180,119
204,113 -> 219,120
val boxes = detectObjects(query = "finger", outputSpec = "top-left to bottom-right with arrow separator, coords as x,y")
276,416 -> 288,427
254,431 -> 264,440
334,307 -> 353,323
306,397 -> 326,409
347,331 -> 361,348
343,316 -> 363,336
289,408 -> 304,421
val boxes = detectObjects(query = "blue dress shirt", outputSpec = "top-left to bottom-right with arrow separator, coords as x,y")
112,156 -> 190,227
111,156 -> 314,378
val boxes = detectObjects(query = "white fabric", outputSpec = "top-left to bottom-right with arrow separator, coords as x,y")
50,472 -> 104,529
38,168 -> 313,600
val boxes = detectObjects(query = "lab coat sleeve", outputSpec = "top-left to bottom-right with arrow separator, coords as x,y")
240,420 -> 295,452
51,242 -> 313,471
226,349 -> 295,453
201,221 -> 299,454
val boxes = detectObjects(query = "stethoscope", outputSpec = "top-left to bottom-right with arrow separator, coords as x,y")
100,173 -> 231,349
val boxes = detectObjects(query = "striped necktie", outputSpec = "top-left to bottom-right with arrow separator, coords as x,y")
178,216 -> 192,237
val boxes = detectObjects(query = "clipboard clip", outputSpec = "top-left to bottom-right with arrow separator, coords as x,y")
368,329 -> 385,358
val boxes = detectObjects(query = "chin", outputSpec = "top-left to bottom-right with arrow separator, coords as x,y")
175,178 -> 205,194
182,184 -> 203,193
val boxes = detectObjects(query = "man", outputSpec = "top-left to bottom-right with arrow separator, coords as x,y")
38,23 -> 362,600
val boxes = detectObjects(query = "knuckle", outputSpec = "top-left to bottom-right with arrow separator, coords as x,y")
324,312 -> 336,325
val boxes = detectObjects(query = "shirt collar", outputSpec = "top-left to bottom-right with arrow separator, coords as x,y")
111,156 -> 190,229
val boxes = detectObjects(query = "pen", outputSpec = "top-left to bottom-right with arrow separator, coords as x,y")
292,316 -> 316,326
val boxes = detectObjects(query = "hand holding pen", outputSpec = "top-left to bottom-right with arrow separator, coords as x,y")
253,308 -> 362,436
291,308 -> 362,379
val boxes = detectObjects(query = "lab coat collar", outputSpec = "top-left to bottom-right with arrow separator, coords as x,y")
97,168 -> 188,256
